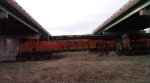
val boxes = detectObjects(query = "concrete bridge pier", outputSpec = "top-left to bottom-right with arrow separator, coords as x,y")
0,36 -> 19,61
115,37 -> 124,53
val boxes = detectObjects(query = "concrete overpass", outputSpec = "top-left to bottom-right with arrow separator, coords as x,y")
0,0 -> 50,61
93,0 -> 150,52
93,0 -> 150,35
0,0 -> 50,36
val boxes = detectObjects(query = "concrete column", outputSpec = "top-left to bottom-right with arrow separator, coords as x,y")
115,35 -> 127,53
0,36 -> 4,56
0,36 -> 19,61
115,38 -> 124,52
149,17 -> 150,33
0,21 -> 1,35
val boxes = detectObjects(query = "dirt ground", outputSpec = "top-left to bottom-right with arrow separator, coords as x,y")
0,51 -> 150,83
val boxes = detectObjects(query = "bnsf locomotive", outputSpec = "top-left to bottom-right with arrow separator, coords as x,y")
16,34 -> 150,60
122,34 -> 150,55
17,35 -> 116,60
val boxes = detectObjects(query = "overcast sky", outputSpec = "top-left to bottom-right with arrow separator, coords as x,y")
15,0 -> 129,36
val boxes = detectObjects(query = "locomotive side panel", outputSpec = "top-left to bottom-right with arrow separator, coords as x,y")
58,39 -> 89,52
88,39 -> 97,50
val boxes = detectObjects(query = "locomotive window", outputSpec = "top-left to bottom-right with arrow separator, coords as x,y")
28,39 -> 39,43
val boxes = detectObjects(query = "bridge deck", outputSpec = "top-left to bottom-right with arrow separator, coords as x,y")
93,0 -> 150,35
0,0 -> 50,36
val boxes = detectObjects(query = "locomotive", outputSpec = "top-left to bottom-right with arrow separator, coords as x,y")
122,33 -> 150,55
16,35 -> 116,60
16,33 -> 150,60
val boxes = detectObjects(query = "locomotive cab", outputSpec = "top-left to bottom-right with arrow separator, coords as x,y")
17,36 -> 52,60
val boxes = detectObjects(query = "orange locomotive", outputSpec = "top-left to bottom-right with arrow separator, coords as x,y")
123,37 -> 150,55
17,34 -> 150,60
17,35 -> 116,60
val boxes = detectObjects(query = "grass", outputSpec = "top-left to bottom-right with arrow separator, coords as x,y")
0,51 -> 150,83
